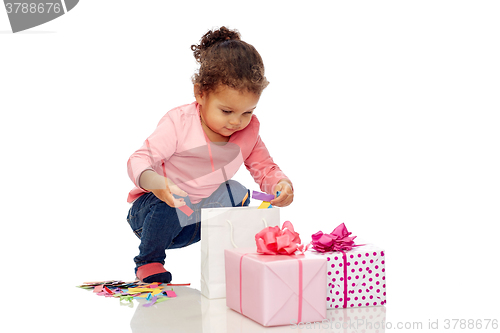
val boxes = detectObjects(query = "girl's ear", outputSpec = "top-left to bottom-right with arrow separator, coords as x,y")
194,84 -> 204,105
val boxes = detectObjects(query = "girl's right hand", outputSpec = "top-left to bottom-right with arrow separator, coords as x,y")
151,178 -> 188,208
140,170 -> 188,208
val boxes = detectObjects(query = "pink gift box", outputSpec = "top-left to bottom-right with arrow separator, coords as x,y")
309,243 -> 386,309
224,248 -> 327,327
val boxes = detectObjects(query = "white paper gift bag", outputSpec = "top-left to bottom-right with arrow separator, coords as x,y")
200,206 -> 280,299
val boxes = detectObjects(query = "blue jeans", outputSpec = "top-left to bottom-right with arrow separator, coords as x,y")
126,180 -> 250,273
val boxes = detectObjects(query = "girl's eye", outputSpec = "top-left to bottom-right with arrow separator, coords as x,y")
221,110 -> 253,115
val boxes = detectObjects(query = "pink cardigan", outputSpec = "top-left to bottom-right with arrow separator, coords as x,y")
127,102 -> 290,204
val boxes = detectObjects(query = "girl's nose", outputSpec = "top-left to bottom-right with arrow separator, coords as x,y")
229,117 -> 241,126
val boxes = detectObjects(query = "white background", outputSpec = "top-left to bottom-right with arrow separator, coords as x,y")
1,1 -> 499,332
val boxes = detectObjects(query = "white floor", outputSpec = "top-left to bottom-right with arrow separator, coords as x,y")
60,281 -> 498,333
71,285 -> 387,333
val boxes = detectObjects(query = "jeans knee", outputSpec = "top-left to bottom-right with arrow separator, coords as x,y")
202,180 -> 249,208
225,180 -> 247,196
225,180 -> 250,206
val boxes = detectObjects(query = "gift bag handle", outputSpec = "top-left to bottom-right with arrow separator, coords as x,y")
226,218 -> 269,248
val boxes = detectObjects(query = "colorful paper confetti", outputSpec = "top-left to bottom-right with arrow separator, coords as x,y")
77,280 -> 190,307
252,190 -> 280,209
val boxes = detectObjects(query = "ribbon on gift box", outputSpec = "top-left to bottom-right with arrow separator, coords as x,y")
238,253 -> 304,323
255,221 -> 308,255
310,223 -> 357,252
238,221 -> 308,323
310,223 -> 363,308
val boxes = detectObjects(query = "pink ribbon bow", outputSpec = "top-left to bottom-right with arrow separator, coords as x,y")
255,221 -> 307,255
310,223 -> 357,252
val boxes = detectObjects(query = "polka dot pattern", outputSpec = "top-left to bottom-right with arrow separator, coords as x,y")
311,243 -> 386,309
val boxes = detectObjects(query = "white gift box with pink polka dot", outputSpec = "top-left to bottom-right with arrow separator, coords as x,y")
307,243 -> 386,309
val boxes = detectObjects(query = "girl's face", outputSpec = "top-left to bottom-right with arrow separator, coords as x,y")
195,85 -> 260,142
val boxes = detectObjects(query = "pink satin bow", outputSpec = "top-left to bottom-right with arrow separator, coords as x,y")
255,221 -> 307,255
310,223 -> 357,252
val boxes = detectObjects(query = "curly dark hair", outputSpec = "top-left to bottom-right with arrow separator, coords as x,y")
191,26 -> 269,96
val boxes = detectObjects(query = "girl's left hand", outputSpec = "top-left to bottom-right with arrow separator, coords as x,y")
270,179 -> 294,207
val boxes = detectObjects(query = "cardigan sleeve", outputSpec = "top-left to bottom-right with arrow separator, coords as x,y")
243,135 -> 292,195
127,114 -> 178,190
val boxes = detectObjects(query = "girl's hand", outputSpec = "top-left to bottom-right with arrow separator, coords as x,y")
270,179 -> 294,207
140,170 -> 188,208
151,178 -> 188,208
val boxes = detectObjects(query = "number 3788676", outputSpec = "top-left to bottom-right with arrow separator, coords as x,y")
5,2 -> 62,14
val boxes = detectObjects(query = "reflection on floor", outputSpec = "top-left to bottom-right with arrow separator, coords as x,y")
130,287 -> 386,333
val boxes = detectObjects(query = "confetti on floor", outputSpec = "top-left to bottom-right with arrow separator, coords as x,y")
77,280 -> 186,307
